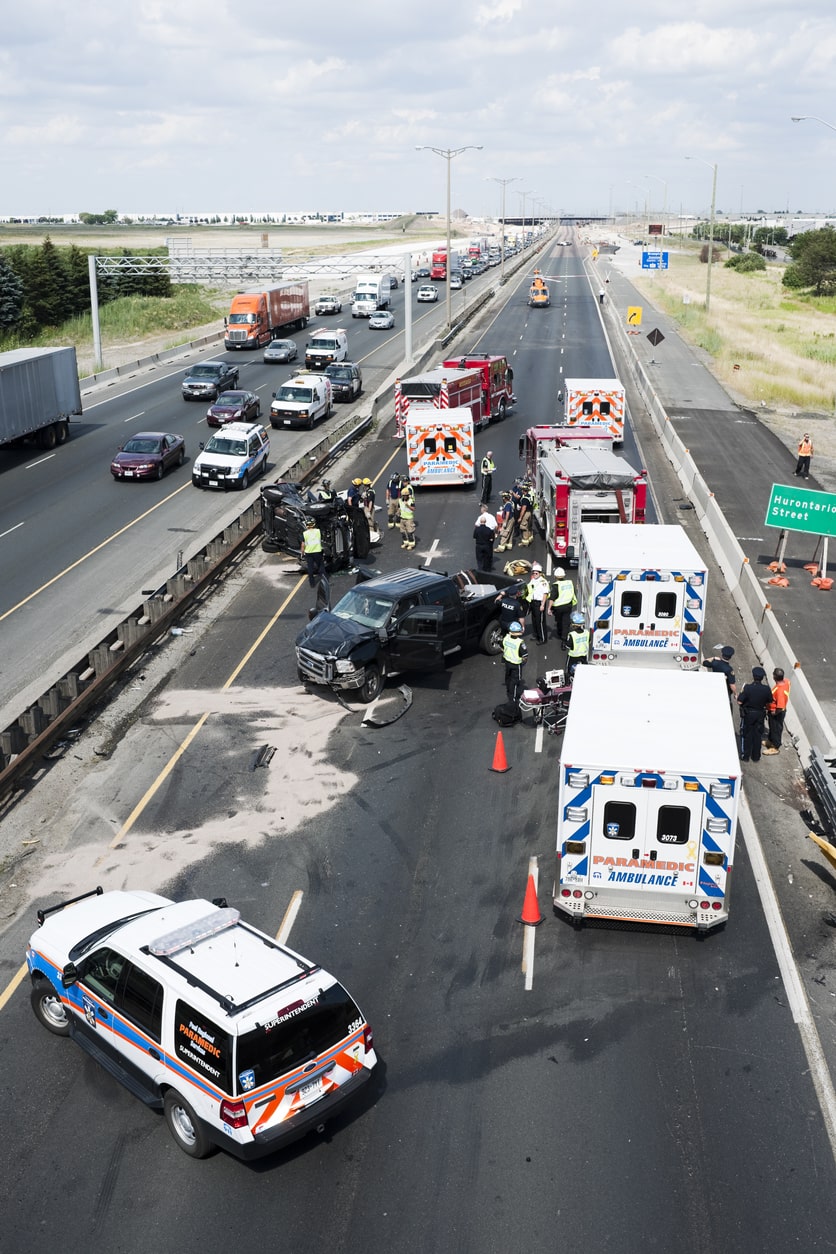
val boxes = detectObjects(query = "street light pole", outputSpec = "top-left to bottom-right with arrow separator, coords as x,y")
791,115 -> 836,132
685,156 -> 718,314
416,144 -> 483,328
487,176 -> 519,280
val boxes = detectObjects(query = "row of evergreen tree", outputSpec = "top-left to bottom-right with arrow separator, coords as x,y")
0,238 -> 172,342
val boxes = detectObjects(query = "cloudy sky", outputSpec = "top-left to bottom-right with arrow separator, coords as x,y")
3,0 -> 835,220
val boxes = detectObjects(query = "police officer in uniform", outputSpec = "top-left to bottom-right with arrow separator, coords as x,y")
737,665 -> 772,762
300,517 -> 324,588
566,611 -> 589,678
496,584 -> 525,633
502,621 -> 527,705
524,562 -> 551,644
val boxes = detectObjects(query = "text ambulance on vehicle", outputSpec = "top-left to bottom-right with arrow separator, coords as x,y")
26,889 -> 377,1160
405,406 -> 475,486
578,523 -> 707,669
554,667 -> 740,932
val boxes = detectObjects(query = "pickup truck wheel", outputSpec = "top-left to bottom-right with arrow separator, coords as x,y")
163,1090 -> 215,1159
239,471 -> 249,490
30,981 -> 70,1036
480,619 -> 504,656
359,664 -> 383,703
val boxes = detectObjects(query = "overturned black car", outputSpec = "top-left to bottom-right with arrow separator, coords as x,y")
260,481 -> 376,571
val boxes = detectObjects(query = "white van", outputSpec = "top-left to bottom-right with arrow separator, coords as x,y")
27,889 -> 378,1159
305,327 -> 348,370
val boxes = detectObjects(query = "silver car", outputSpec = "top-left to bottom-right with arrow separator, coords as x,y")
368,310 -> 395,329
263,339 -> 298,364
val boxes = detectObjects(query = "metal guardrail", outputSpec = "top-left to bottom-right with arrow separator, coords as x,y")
806,748 -> 836,837
0,248 -> 540,801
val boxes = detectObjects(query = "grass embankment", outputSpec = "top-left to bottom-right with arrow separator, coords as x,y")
0,287 -> 224,361
626,243 -> 836,414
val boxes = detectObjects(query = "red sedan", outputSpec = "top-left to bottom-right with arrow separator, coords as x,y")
206,390 -> 262,428
111,431 -> 186,481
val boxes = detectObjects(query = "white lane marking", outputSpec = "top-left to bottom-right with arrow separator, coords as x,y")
534,722 -> 544,754
0,521 -> 24,540
739,792 -> 836,1166
277,889 -> 304,945
123,411 -> 146,423
25,454 -> 56,469
423,538 -> 439,563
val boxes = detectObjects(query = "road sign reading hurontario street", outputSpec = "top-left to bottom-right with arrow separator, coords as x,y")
765,483 -> 836,537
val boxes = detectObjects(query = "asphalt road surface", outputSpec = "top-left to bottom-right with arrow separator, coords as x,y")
2,232 -> 836,1252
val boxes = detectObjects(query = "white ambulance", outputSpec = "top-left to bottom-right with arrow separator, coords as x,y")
578,523 -> 707,669
554,667 -> 740,932
27,890 -> 377,1160
405,405 -> 476,486
559,378 -> 626,445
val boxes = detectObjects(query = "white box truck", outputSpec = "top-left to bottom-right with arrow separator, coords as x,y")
0,346 -> 81,450
554,667 -> 740,932
578,523 -> 707,670
351,274 -> 392,317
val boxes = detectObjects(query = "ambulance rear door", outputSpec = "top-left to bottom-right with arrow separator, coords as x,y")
609,572 -> 687,661
586,781 -> 702,901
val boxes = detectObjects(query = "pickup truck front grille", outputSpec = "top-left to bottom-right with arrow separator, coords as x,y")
296,648 -> 333,682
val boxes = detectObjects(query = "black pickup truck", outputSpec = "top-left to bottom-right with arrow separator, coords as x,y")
295,567 -> 522,702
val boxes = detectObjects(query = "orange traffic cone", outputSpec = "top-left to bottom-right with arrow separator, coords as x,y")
817,577 -> 833,591
804,563 -> 820,574
489,730 -> 511,773
519,874 -> 543,926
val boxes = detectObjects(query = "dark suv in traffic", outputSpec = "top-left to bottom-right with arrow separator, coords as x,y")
325,361 -> 363,402
182,360 -> 240,401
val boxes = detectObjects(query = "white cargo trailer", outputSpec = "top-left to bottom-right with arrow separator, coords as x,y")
0,346 -> 81,450
554,667 -> 740,932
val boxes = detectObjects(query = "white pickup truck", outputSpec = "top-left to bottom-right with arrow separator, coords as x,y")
270,372 -> 333,430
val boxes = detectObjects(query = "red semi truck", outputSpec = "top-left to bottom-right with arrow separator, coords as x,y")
224,283 -> 310,350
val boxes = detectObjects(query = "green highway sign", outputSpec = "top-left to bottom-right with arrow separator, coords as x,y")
765,483 -> 836,537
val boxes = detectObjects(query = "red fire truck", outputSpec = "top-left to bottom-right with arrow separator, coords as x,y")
534,445 -> 647,565
519,424 -> 614,483
395,367 -> 490,432
442,354 -> 514,423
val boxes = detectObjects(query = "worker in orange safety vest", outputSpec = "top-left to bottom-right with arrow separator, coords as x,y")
763,668 -> 791,754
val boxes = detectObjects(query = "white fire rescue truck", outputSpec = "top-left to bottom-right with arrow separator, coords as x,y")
520,424 -> 614,484
534,446 -> 646,566
578,523 -> 707,670
554,667 -> 740,932
559,378 -> 626,445
405,405 -> 475,486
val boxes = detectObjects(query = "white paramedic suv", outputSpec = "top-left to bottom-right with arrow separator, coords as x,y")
191,421 -> 269,490
27,888 -> 378,1160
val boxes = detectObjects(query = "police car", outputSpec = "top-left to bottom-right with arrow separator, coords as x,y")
191,421 -> 270,490
27,888 -> 378,1159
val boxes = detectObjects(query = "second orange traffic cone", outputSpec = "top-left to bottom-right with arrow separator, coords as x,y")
519,874 -> 543,926
489,730 -> 511,773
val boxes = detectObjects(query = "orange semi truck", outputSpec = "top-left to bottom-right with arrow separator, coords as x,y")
224,283 -> 310,350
